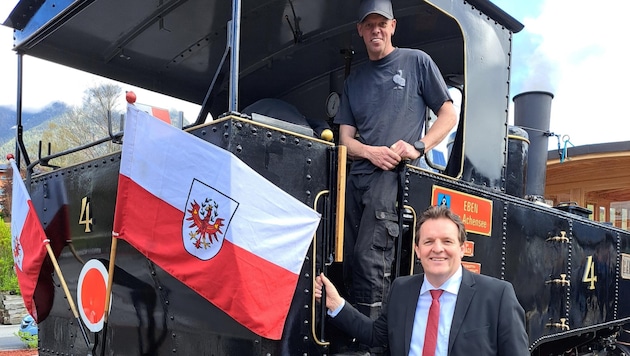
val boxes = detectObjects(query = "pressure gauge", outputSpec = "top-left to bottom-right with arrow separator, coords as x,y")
325,92 -> 340,118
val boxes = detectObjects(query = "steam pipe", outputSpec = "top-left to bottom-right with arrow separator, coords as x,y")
228,0 -> 242,113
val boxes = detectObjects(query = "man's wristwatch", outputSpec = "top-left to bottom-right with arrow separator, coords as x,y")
413,140 -> 425,157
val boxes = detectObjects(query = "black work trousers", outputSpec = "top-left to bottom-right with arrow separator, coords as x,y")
342,169 -> 399,320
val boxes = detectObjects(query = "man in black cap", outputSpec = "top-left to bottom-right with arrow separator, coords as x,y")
333,0 -> 458,351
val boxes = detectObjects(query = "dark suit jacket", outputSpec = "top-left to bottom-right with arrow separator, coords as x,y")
333,268 -> 530,355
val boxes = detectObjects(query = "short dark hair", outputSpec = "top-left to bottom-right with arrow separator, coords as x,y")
415,206 -> 467,245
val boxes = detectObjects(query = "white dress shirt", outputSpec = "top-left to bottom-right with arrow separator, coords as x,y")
408,266 -> 463,356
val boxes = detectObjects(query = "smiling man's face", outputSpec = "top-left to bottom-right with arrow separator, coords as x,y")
415,217 -> 465,287
357,13 -> 396,60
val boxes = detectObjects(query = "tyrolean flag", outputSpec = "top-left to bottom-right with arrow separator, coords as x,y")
8,154 -> 50,322
113,105 -> 321,340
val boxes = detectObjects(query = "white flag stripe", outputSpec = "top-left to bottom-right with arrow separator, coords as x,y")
120,105 -> 321,273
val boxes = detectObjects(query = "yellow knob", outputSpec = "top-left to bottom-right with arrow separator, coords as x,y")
320,129 -> 333,142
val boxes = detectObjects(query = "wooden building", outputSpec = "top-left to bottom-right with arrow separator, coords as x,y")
545,141 -> 630,230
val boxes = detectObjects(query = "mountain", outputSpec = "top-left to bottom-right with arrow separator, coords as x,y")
0,102 -> 71,147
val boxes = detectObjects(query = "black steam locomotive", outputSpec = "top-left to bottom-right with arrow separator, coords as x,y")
5,0 -> 630,354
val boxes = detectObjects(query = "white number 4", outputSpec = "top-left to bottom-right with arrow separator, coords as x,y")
78,196 -> 93,233
582,255 -> 597,290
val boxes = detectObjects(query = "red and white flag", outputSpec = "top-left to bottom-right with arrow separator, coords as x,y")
8,155 -> 49,322
113,105 -> 321,340
133,102 -> 171,124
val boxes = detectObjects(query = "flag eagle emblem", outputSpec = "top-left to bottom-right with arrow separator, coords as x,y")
12,234 -> 24,270
182,179 -> 238,260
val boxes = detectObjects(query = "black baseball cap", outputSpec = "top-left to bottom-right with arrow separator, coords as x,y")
358,0 -> 394,23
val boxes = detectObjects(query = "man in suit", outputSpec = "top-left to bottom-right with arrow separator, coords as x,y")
315,206 -> 529,355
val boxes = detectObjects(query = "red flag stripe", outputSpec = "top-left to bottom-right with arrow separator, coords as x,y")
16,202 -> 49,313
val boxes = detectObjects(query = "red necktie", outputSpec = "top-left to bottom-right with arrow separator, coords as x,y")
423,289 -> 444,356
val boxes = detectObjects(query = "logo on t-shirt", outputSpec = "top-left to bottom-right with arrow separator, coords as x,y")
393,69 -> 405,89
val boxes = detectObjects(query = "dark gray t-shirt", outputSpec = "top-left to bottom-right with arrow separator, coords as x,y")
334,47 -> 451,174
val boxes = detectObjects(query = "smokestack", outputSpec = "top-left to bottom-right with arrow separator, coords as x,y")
513,91 -> 554,199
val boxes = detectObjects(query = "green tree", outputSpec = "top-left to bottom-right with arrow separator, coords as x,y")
0,219 -> 19,294
40,83 -> 124,166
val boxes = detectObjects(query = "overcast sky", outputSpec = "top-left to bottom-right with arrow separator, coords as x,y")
493,0 -> 628,150
1,0 -> 628,149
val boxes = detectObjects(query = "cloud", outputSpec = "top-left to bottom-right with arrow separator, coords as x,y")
512,0 -> 628,146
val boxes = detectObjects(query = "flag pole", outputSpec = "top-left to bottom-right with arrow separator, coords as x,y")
100,233 -> 118,356
44,241 -> 91,347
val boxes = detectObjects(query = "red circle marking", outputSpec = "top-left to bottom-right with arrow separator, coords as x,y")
81,268 -> 106,324
77,259 -> 110,331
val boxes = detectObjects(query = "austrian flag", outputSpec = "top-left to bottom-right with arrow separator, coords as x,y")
113,105 -> 321,340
